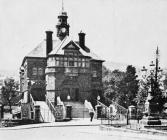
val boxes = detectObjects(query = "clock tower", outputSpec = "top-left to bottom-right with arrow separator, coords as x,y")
56,9 -> 70,40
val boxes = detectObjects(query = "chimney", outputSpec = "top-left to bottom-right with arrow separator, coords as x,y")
78,31 -> 85,49
46,31 -> 53,56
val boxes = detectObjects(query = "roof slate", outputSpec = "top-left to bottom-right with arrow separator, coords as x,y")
26,39 -> 61,58
49,37 -> 103,61
26,36 -> 103,61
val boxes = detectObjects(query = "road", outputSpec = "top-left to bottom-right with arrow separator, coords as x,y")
0,125 -> 166,140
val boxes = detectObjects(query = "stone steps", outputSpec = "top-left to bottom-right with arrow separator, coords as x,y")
64,102 -> 90,118
35,101 -> 55,122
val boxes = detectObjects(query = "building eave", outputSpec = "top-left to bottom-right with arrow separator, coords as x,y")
21,56 -> 46,66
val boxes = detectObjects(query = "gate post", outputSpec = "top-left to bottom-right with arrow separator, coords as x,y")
0,104 -> 2,120
66,105 -> 72,120
34,105 -> 40,123
96,105 -> 102,119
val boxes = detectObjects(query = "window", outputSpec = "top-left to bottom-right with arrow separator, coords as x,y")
86,62 -> 89,67
47,57 -> 55,66
32,67 -> 37,75
82,62 -> 85,67
81,58 -> 86,67
92,71 -> 97,77
38,68 -> 43,75
32,67 -> 44,76
64,61 -> 68,67
68,52 -> 73,56
74,53 -> 78,56
59,60 -> 64,67
74,62 -> 77,67
85,59 -> 90,68
55,57 -> 59,66
69,61 -> 74,67
65,68 -> 78,76
78,62 -> 81,67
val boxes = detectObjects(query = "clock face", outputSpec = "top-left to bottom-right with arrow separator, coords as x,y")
61,27 -> 66,33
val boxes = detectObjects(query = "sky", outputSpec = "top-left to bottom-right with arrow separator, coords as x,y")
0,0 -> 167,73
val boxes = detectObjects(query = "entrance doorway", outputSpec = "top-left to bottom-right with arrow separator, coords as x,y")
71,88 -> 79,101
75,88 -> 79,101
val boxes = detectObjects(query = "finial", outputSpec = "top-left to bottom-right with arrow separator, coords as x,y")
156,45 -> 159,55
62,0 -> 64,12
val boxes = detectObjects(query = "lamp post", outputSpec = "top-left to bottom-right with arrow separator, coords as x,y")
97,95 -> 100,105
141,47 -> 163,125
66,94 -> 72,120
67,94 -> 71,105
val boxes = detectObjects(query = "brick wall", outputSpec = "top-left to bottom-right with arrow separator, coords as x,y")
46,60 -> 103,104
20,57 -> 47,101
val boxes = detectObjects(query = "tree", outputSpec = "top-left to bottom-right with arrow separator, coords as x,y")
1,78 -> 19,113
136,69 -> 167,113
134,78 -> 149,104
118,65 -> 139,108
164,73 -> 167,90
102,65 -> 139,108
103,69 -> 125,103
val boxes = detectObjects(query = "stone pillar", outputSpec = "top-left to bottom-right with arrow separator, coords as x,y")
128,105 -> 136,119
1,105 -> 4,119
0,104 -> 2,120
34,105 -> 40,123
0,104 -> 4,120
66,105 -> 72,120
96,105 -> 102,119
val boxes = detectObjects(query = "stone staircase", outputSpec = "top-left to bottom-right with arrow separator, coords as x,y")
35,101 -> 55,122
64,101 -> 90,118
35,101 -> 94,121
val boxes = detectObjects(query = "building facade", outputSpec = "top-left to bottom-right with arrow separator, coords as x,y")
20,9 -> 104,106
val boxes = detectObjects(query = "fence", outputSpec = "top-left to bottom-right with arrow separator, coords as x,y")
98,97 -> 128,127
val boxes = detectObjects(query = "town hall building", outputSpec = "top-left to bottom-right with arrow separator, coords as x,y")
20,8 -> 104,107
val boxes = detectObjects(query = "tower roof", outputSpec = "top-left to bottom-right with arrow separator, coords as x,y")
59,0 -> 67,16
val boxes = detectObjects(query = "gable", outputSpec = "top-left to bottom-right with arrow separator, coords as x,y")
62,41 -> 80,50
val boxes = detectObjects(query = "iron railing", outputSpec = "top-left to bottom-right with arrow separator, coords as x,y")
39,107 -> 54,122
46,97 -> 56,119
29,94 -> 35,120
98,97 -> 128,127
